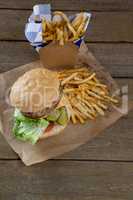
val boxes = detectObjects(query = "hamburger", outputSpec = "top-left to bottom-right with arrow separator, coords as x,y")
10,68 -> 70,144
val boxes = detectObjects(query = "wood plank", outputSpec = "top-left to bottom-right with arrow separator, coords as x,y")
0,0 -> 133,11
87,43 -> 133,77
0,10 -> 133,42
0,160 -> 133,200
0,42 -> 133,77
0,78 -> 132,161
0,42 -> 38,73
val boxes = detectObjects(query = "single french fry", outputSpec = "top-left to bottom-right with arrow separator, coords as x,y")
63,88 -> 77,93
59,32 -> 64,46
78,16 -> 89,36
59,67 -> 88,74
61,72 -> 78,85
91,87 -> 106,96
63,26 -> 69,42
54,11 -> 70,23
104,95 -> 118,103
71,114 -> 77,124
77,15 -> 87,35
72,13 -> 84,29
93,76 -> 100,84
65,96 -> 77,124
97,101 -> 107,110
73,76 -> 82,81
91,103 -> 105,116
95,83 -> 107,88
58,73 -> 69,78
42,18 -> 46,33
56,27 -> 61,40
67,73 -> 96,85
86,90 -> 103,100
78,71 -> 91,77
86,80 -> 97,86
52,14 -> 62,26
74,112 -> 85,123
55,28 -> 64,45
67,22 -> 77,38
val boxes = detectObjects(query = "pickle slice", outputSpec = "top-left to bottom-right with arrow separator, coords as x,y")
46,109 -> 60,122
57,107 -> 68,126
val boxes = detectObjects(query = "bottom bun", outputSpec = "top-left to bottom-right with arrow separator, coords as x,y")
39,95 -> 71,140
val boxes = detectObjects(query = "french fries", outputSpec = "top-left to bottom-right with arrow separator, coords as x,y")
40,11 -> 89,45
58,67 -> 119,124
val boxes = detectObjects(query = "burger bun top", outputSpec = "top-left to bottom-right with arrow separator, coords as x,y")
10,68 -> 60,113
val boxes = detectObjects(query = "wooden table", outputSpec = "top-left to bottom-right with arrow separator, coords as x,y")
0,1 -> 133,199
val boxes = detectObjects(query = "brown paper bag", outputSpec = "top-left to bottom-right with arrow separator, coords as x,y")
0,43 -> 130,166
39,42 -> 79,70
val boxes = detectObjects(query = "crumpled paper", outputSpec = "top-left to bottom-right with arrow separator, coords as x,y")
0,43 -> 130,166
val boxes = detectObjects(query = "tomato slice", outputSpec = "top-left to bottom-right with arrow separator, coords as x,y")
45,123 -> 54,133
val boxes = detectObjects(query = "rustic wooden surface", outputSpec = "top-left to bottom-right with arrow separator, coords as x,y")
0,0 -> 133,11
0,1 -> 133,200
0,160 -> 133,200
0,42 -> 133,77
0,10 -> 133,42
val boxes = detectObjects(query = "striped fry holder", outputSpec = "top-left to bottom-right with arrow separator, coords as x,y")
25,4 -> 91,52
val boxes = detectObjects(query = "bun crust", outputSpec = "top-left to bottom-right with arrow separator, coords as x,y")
10,68 -> 60,113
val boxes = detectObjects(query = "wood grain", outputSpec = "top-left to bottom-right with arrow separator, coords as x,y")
0,42 -> 133,77
0,42 -> 38,73
0,160 -> 133,200
0,78 -> 132,160
0,0 -> 133,11
0,10 -> 133,42
0,1 -> 132,199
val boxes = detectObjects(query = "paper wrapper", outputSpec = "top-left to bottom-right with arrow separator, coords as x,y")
0,43 -> 130,166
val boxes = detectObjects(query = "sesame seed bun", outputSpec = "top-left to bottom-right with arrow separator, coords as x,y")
10,68 -> 60,117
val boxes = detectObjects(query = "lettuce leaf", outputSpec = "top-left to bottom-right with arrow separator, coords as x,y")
13,109 -> 49,144
13,107 -> 68,144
